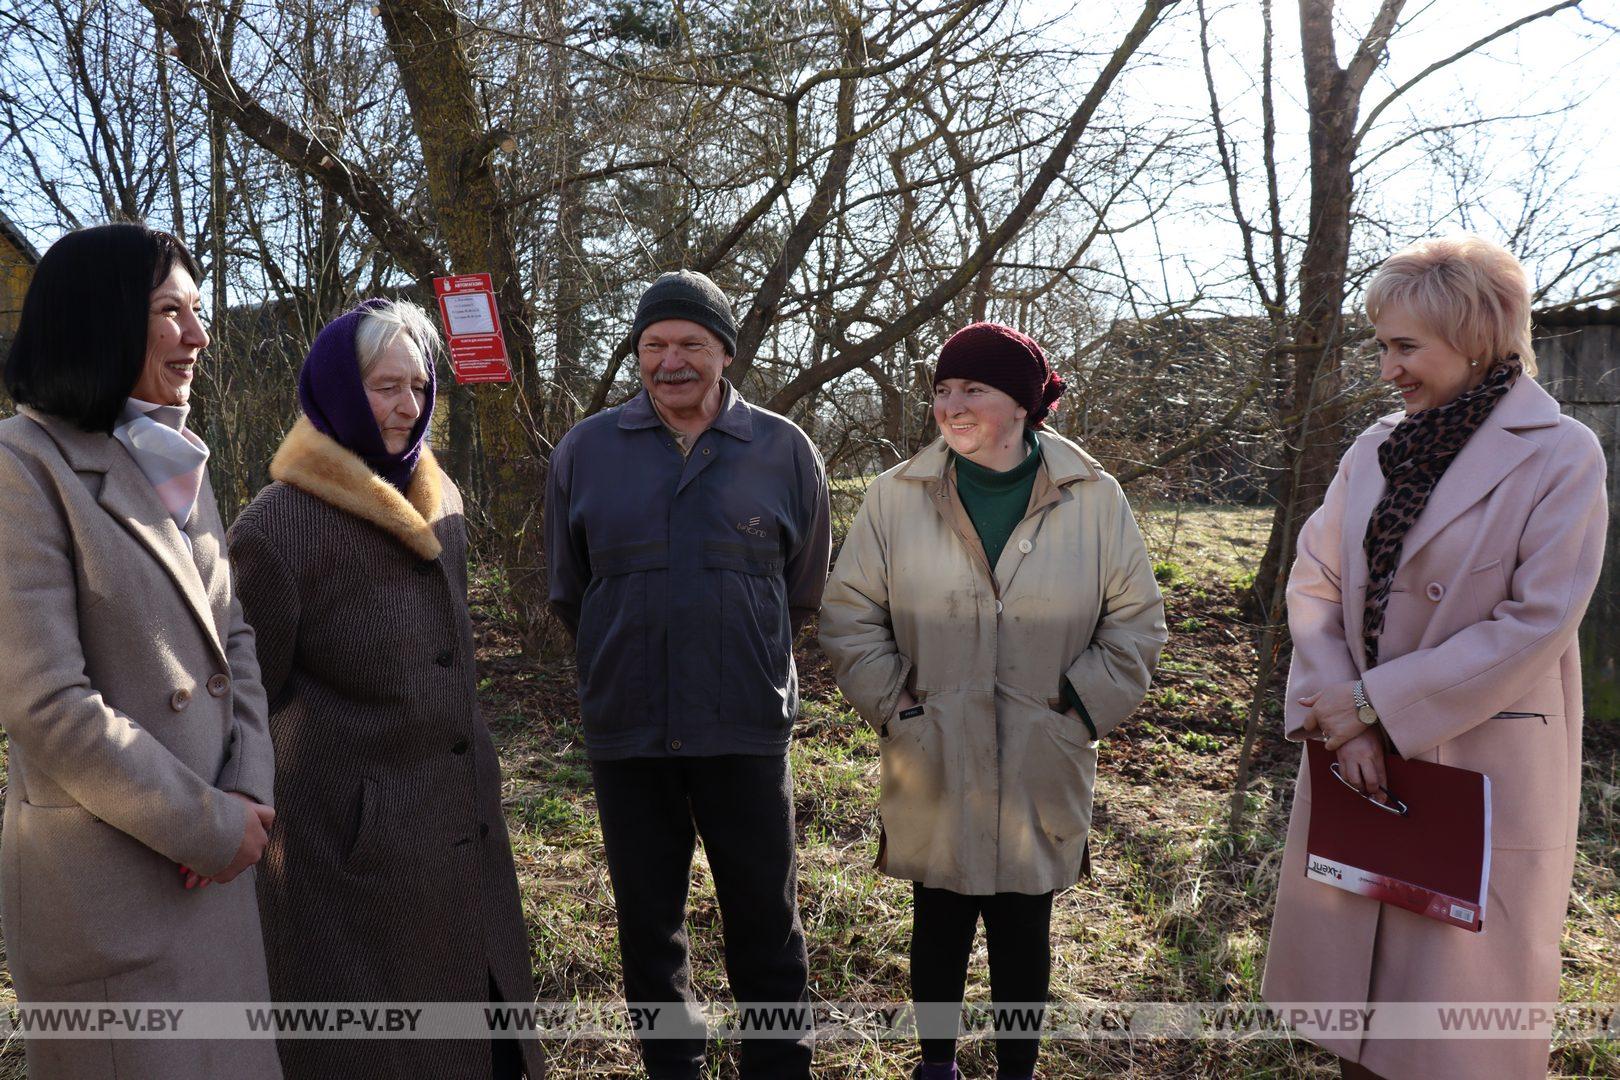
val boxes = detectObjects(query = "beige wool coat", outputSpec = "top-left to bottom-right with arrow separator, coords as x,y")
228,418 -> 543,1079
0,407 -> 282,1079
1262,376 -> 1608,1080
820,432 -> 1166,895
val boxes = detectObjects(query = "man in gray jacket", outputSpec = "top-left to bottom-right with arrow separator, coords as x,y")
546,270 -> 830,1079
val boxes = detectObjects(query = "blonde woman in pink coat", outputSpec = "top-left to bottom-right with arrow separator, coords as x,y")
1261,235 -> 1608,1080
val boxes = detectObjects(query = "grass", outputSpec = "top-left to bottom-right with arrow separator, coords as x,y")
2,503 -> 1616,1078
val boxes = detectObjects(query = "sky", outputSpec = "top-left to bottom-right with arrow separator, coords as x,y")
1030,0 -> 1620,309
4,0 -> 1615,316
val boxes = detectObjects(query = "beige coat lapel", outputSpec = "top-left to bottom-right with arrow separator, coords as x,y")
901,432 -> 1104,595
23,407 -> 226,666
902,438 -> 995,584
186,472 -> 233,645
996,432 -> 1100,595
99,448 -> 229,667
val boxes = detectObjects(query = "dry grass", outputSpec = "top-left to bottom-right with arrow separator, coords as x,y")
2,503 -> 1616,1078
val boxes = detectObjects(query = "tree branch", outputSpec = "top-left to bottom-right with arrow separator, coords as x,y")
1353,0 -> 1582,152
764,0 -> 1177,415
139,0 -> 444,280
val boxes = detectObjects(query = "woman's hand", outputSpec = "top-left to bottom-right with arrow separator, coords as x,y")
186,793 -> 275,888
1333,727 -> 1390,805
1297,681 -> 1367,751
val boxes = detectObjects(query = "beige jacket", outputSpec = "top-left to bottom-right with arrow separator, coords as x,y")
0,407 -> 281,1080
1262,376 -> 1608,1080
819,432 -> 1166,894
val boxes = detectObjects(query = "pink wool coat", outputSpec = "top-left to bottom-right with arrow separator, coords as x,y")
1262,375 -> 1608,1080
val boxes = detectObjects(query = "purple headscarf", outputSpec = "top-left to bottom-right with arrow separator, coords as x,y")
298,299 -> 437,492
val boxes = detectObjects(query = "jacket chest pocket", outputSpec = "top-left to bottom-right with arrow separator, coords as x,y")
704,542 -> 792,731
1465,559 -> 1509,624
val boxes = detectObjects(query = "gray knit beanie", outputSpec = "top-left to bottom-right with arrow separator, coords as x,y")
630,270 -> 738,357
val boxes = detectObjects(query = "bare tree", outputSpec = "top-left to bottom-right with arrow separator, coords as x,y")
1189,0 -> 1600,828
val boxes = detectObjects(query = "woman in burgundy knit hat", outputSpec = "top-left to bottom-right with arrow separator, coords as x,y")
821,322 -> 1166,1080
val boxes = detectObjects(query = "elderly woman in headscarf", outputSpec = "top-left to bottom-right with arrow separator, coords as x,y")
819,322 -> 1167,1080
228,299 -> 543,1079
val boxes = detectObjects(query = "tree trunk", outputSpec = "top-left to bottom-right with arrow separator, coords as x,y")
549,0 -> 587,413
1249,0 -> 1405,612
376,0 -> 551,648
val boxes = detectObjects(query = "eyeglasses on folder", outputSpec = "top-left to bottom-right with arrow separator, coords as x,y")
1329,763 -> 1409,816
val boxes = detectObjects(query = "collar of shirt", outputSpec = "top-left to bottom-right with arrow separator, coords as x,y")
619,379 -> 756,443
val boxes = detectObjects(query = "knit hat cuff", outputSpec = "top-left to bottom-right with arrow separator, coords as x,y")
633,297 -> 738,356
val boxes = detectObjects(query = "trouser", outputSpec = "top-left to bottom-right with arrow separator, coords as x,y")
911,884 -> 1055,1078
591,754 -> 813,1080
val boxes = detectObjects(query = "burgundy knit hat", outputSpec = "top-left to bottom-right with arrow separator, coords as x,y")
933,321 -> 1066,427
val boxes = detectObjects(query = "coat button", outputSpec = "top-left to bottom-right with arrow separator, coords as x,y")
206,674 -> 230,697
435,649 -> 455,667
170,688 -> 191,711
452,739 -> 470,755
415,560 -> 435,576
995,599 -> 1004,614
701,448 -> 711,456
669,739 -> 682,751
479,822 -> 490,839
1426,582 -> 1445,601
1018,539 -> 1033,554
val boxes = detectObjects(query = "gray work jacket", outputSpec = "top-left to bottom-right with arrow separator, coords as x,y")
546,382 -> 831,759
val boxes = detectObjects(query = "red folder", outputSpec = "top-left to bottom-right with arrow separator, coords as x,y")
1304,739 -> 1491,932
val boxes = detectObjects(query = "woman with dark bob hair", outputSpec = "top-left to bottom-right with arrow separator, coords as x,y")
1263,236 -> 1609,1080
0,223 -> 281,1079
227,300 -> 543,1079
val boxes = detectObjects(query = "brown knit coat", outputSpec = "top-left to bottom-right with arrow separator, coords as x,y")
228,418 -> 543,1079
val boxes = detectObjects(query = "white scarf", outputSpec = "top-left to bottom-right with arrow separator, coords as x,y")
112,398 -> 211,542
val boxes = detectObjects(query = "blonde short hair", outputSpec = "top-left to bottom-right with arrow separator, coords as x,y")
1365,235 -> 1537,378
355,299 -> 441,381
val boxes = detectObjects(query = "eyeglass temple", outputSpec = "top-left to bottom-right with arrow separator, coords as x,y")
1329,763 -> 1409,816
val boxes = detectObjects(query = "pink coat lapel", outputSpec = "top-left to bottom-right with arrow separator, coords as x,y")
1337,376 -> 1561,665
1340,421 -> 1393,663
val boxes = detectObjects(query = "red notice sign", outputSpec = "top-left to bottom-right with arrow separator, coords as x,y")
433,273 -> 514,384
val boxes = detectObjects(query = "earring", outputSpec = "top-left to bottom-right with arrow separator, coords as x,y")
1469,359 -> 1479,367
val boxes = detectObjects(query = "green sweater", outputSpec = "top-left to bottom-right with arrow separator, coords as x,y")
952,433 -> 1040,571
951,433 -> 1098,740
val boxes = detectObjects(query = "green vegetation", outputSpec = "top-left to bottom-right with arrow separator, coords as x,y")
2,503 -> 1613,1079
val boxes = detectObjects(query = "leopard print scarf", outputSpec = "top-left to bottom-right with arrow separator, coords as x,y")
1361,359 -> 1520,666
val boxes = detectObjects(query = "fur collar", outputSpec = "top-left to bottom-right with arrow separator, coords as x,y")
270,416 -> 445,559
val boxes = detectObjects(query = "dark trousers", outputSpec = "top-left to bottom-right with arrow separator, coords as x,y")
911,884 -> 1054,1078
591,754 -> 813,1080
